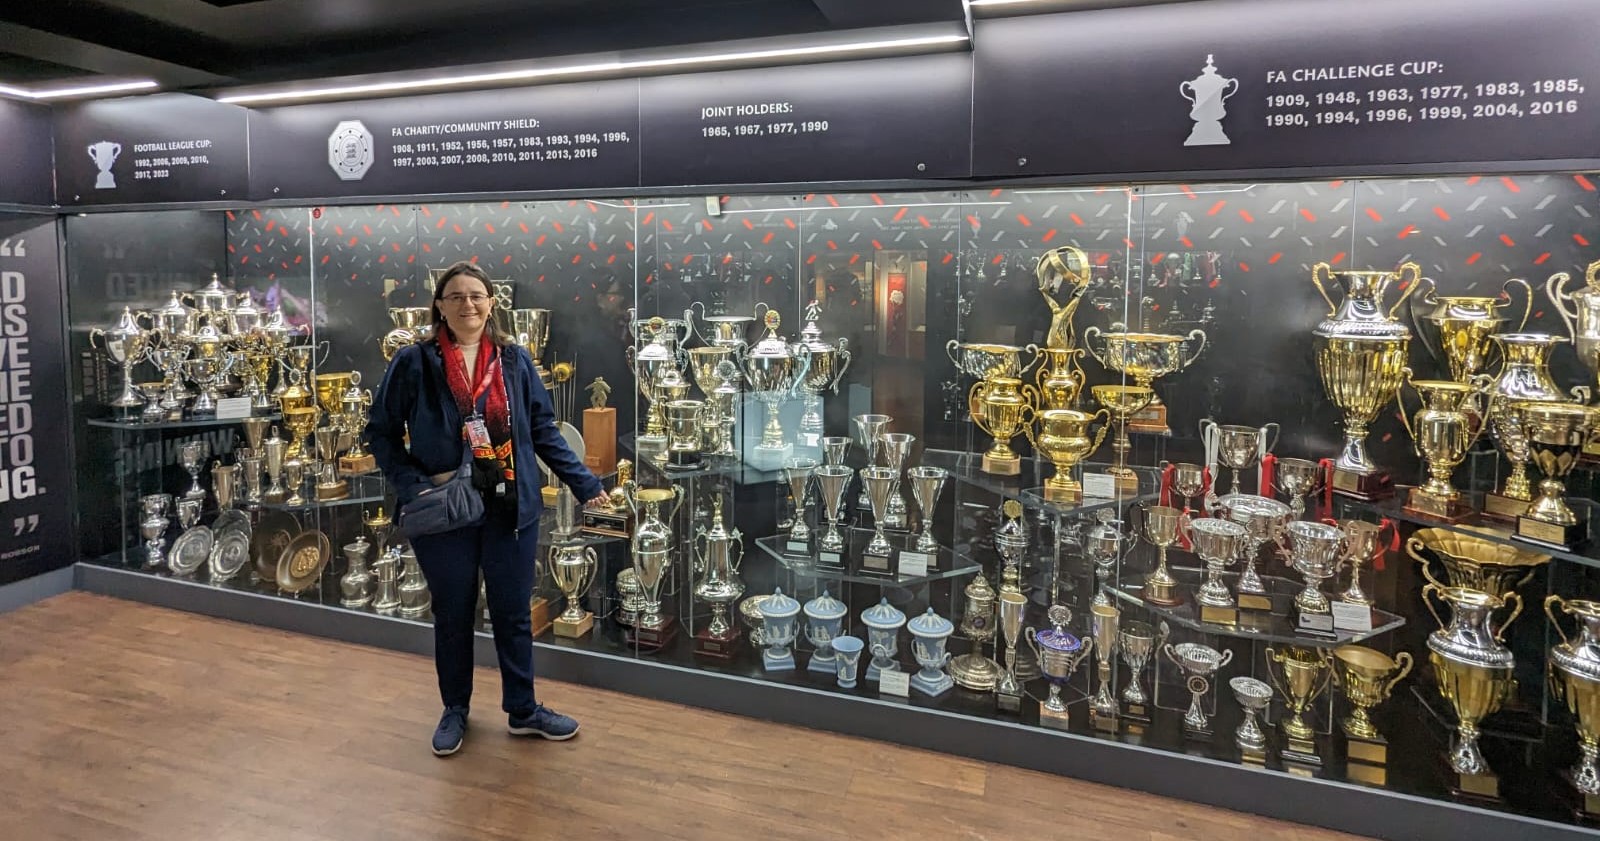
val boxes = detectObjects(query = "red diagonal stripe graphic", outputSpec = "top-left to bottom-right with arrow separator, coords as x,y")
1239,209 -> 1255,223
1398,225 -> 1417,239
1300,208 -> 1317,222
1366,208 -> 1383,222
1207,200 -> 1226,216
1500,176 -> 1520,193
1577,174 -> 1597,191
1535,252 -> 1552,264
1500,234 -> 1516,247
1434,207 -> 1451,221
1466,252 -> 1483,264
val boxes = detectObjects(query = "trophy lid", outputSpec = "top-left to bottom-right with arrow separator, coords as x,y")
994,500 -> 1027,553
748,310 -> 791,359
907,607 -> 954,639
739,593 -> 772,627
1034,604 -> 1082,652
964,571 -> 997,604
861,597 -> 907,629
803,588 -> 848,621
758,587 -> 801,620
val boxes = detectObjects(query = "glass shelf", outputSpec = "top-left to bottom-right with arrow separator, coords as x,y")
622,434 -> 786,485
88,414 -> 282,431
257,492 -> 387,513
1336,489 -> 1600,569
924,448 -> 1160,514
1106,565 -> 1407,647
755,526 -> 981,586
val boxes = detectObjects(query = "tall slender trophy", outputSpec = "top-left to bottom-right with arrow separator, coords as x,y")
996,590 -> 1027,713
879,432 -> 914,529
622,482 -> 685,650
1140,504 -> 1184,607
858,466 -> 898,571
1425,582 -> 1520,799
626,316 -> 684,462
1036,246 -> 1092,411
1089,602 -> 1121,730
1546,595 -> 1600,816
508,307 -> 552,383
814,464 -> 852,561
791,302 -> 852,448
781,458 -> 816,554
1333,644 -> 1413,785
907,466 -> 948,554
549,542 -> 599,638
1311,261 -> 1420,499
1119,620 -> 1166,726
1398,373 -> 1487,521
692,493 -> 745,658
852,413 -> 890,508
1266,645 -> 1333,766
744,310 -> 811,470
993,499 -> 1028,594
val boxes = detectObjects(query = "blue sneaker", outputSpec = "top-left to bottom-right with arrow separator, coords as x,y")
508,704 -> 580,741
432,706 -> 468,756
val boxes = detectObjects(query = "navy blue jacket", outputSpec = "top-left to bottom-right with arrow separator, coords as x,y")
365,339 -> 603,532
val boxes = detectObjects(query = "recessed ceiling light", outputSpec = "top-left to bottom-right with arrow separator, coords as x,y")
0,80 -> 159,101
216,33 -> 970,105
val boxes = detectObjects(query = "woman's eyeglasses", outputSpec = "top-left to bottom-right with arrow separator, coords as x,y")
442,294 -> 490,306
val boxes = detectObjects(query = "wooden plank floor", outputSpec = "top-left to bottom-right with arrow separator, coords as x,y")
0,593 -> 1368,841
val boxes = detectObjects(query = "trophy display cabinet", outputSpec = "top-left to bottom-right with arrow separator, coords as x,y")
65,179 -> 1600,841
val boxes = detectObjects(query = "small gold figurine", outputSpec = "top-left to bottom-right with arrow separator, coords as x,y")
606,459 -> 633,511
587,376 -> 611,410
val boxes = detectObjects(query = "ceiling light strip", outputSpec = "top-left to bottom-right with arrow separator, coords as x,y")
217,33 -> 969,105
0,80 -> 159,101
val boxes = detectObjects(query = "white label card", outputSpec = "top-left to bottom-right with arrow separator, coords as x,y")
879,669 -> 911,697
819,551 -> 842,565
897,551 -> 930,578
216,398 -> 253,420
1332,601 -> 1374,632
1083,473 -> 1118,499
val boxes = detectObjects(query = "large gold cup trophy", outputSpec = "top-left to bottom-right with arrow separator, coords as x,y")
1025,408 -> 1109,503
968,376 -> 1038,476
1397,373 -> 1486,522
1311,261 -> 1420,499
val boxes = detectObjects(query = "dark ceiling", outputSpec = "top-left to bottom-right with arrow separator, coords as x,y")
0,0 -> 968,93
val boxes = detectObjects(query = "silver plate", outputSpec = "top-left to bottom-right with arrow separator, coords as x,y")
213,510 -> 252,542
168,526 -> 214,576
208,529 -> 251,580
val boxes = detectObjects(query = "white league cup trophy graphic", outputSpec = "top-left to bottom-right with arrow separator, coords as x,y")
1180,55 -> 1240,146
87,140 -> 121,189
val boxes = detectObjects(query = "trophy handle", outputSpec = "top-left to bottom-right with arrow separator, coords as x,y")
88,327 -> 105,351
691,528 -> 708,576
1495,591 -> 1524,643
1407,276 -> 1440,364
968,381 -> 992,437
1588,259 -> 1600,290
626,307 -> 640,342
730,533 -> 745,574
667,485 -> 686,523
753,301 -> 771,325
789,344 -> 813,397
1396,367 -> 1418,453
1385,651 -> 1415,694
1072,637 -> 1095,671
1547,271 -> 1579,339
1216,647 -> 1234,669
1020,343 -> 1041,377
1421,582 -> 1447,631
1389,262 -> 1423,320
1081,326 -> 1108,368
1020,383 -> 1042,411
620,480 -> 640,519
1546,595 -> 1574,648
1090,408 -> 1112,454
945,339 -> 962,373
1222,77 -> 1240,101
1178,80 -> 1197,104
1260,422 -> 1281,456
1310,263 -> 1338,316
685,303 -> 704,344
580,547 -> 599,595
1405,536 -> 1447,589
1574,385 -> 1594,404
1181,329 -> 1208,368
832,348 -> 853,394
1263,646 -> 1287,696
1025,627 -> 1041,661
1502,277 -> 1534,333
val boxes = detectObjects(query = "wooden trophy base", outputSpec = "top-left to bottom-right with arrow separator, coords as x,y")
338,453 -> 376,476
314,481 -> 350,501
582,407 -> 617,475
1092,711 -> 1119,734
1347,732 -> 1390,781
1449,768 -> 1501,803
1517,512 -> 1589,550
1108,470 -> 1141,497
981,452 -> 1022,476
1482,492 -> 1531,521
1405,488 -> 1475,523
1332,467 -> 1394,500
1282,734 -> 1323,767
582,507 -> 634,538
1143,576 -> 1183,607
529,597 -> 554,638
553,610 -> 594,638
1038,705 -> 1072,731
693,626 -> 740,661
628,617 -> 677,651
1127,403 -> 1169,434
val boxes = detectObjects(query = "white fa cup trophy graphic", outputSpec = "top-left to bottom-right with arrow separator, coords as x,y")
1180,55 -> 1239,146
87,140 -> 121,189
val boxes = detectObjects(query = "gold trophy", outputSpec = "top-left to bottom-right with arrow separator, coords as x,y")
312,428 -> 350,501
1037,245 -> 1092,352
1406,526 -> 1549,607
968,376 -> 1037,475
1412,277 -> 1533,383
1091,384 -> 1154,495
1082,325 -> 1206,433
1025,408 -> 1109,503
508,308 -> 552,382
282,406 -> 319,461
550,542 -> 599,637
1546,595 -> 1600,815
1515,400 -> 1600,549
946,342 -> 1040,381
1424,582 -> 1520,799
338,384 -> 377,476
1140,504 -> 1184,606
1265,645 -> 1333,766
1397,373 -> 1487,522
1332,645 -> 1413,784
1335,519 -> 1385,607
1485,399 -> 1536,519
1311,261 -> 1420,499
1035,348 -> 1085,411
313,371 -> 357,417
381,307 -> 433,360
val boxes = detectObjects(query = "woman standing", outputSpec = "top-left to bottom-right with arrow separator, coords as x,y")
366,261 -> 605,756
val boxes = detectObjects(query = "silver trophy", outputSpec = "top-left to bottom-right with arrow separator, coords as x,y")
138,493 -> 171,569
782,458 -> 817,546
1188,516 -> 1246,609
179,441 -> 207,504
1117,620 -> 1166,710
814,465 -> 852,555
1089,602 -> 1121,720
821,435 -> 851,467
1164,642 -> 1234,733
859,466 -> 898,559
907,465 -> 949,554
340,537 -> 376,609
880,432 -> 915,529
996,589 -> 1028,711
852,413 -> 891,508
1230,676 -> 1274,754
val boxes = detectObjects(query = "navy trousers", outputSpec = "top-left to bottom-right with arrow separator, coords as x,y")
410,511 -> 541,716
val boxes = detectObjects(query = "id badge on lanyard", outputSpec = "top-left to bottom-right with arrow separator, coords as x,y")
462,352 -> 496,449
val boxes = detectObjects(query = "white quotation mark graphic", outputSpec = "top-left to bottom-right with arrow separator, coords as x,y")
13,515 -> 39,536
0,239 -> 26,257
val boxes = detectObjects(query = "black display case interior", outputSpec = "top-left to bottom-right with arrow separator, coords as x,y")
66,175 -> 1600,836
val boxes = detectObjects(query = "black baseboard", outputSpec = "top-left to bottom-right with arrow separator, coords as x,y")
73,563 -> 1591,841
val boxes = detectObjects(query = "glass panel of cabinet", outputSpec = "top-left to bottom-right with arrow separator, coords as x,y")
68,175 -> 1600,828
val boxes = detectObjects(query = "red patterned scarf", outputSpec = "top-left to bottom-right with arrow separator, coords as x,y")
437,330 -> 515,481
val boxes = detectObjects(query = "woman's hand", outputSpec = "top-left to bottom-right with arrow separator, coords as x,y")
583,492 -> 609,510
